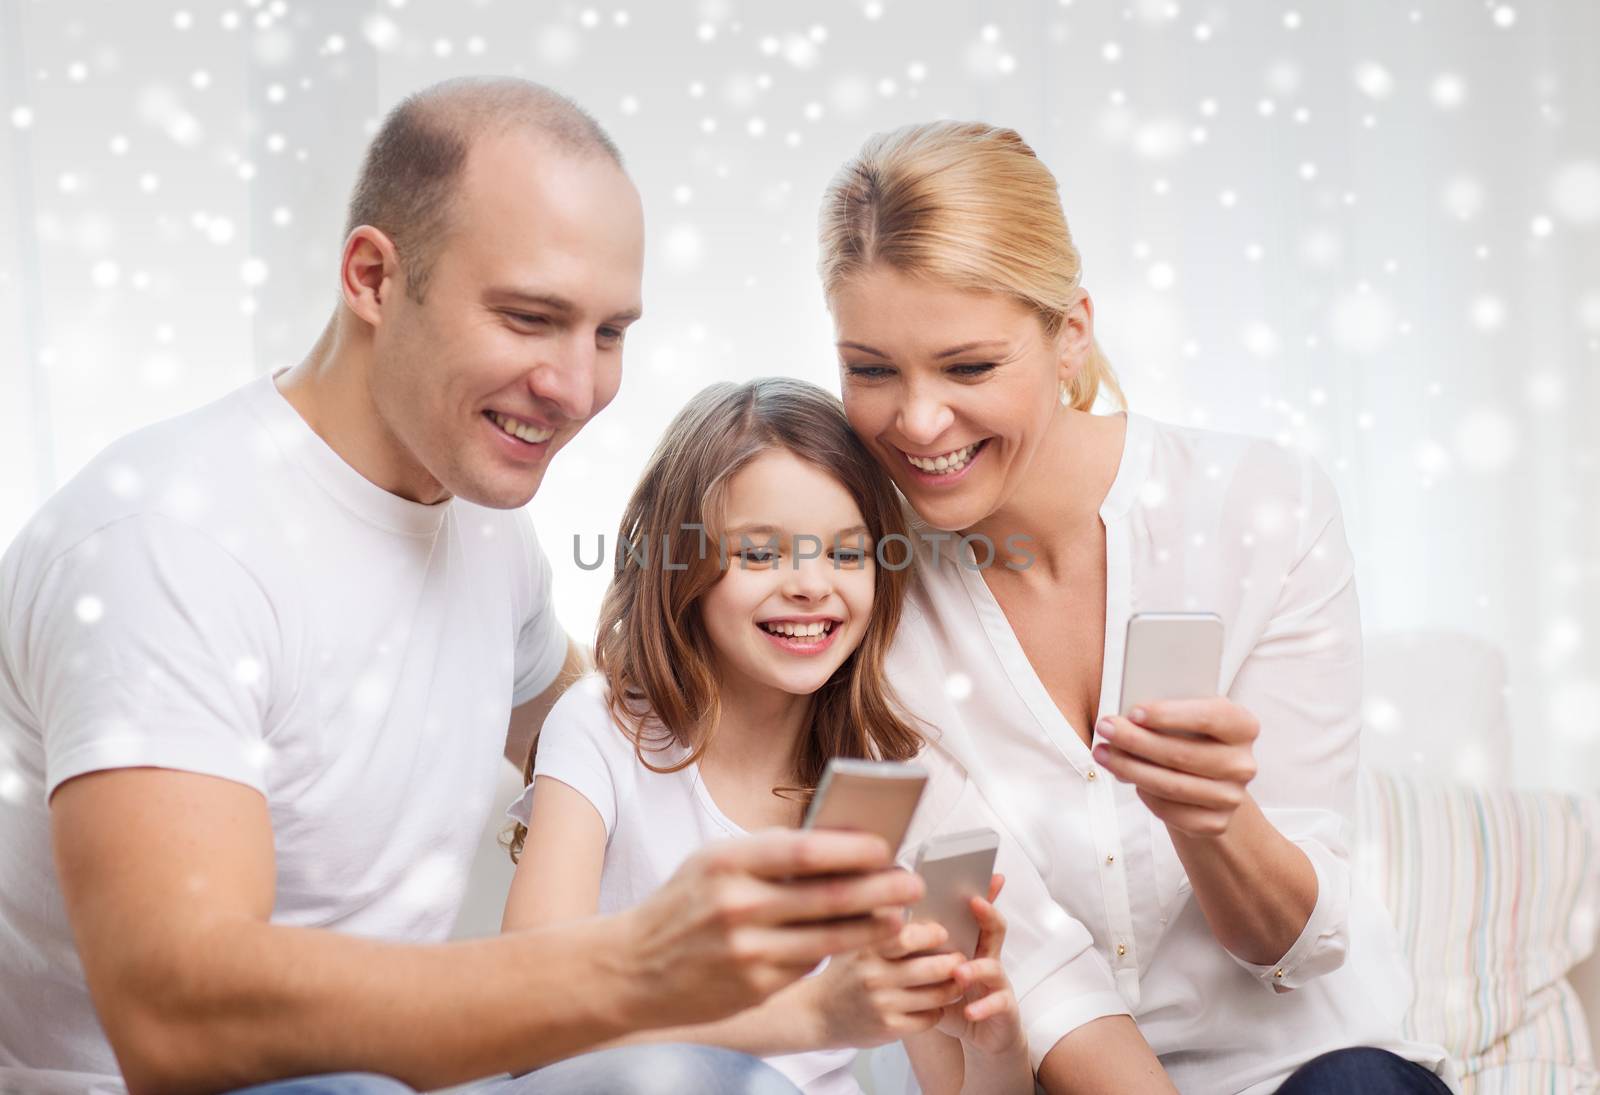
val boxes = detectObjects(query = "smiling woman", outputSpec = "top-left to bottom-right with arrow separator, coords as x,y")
817,121 -> 1458,1095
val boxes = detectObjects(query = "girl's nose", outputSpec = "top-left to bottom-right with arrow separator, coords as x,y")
782,546 -> 835,600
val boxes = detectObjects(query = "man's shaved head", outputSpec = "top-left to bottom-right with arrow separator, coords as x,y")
344,76 -> 622,301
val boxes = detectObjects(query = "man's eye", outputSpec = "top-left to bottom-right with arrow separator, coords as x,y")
598,326 -> 624,345
507,312 -> 548,327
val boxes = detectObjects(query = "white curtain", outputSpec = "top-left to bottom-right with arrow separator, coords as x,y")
3,0 -> 1596,789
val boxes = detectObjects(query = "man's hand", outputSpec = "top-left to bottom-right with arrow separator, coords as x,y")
615,828 -> 926,1026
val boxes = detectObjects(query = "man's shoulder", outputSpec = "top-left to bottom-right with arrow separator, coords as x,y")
4,381 -> 269,581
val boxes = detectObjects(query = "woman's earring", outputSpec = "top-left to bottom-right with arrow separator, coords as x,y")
1059,380 -> 1071,408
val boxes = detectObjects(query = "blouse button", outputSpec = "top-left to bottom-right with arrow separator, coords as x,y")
1273,968 -> 1285,980
1116,943 -> 1127,957
1086,768 -> 1099,781
1105,854 -> 1116,864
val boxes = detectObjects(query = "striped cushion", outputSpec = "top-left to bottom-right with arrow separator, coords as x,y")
1356,768 -> 1600,1093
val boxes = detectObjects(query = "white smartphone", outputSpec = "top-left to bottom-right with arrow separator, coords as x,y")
801,758 -> 929,855
908,827 -> 1000,959
1118,612 -> 1225,735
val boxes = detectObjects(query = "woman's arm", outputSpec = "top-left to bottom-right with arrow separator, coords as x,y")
1092,706 -> 1318,964
1092,454 -> 1359,978
1036,1015 -> 1178,1095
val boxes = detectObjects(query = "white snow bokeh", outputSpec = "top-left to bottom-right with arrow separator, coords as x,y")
0,0 -> 1594,793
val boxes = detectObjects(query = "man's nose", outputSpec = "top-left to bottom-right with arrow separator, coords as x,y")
527,334 -> 598,422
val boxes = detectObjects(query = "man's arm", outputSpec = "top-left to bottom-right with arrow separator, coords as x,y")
52,767 -> 921,1095
505,636 -> 590,768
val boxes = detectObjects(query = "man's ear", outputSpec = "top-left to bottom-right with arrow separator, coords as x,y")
339,225 -> 401,328
1055,291 -> 1096,387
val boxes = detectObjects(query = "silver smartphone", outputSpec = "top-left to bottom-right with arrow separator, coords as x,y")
909,827 -> 1001,959
1118,612 -> 1225,736
801,758 -> 929,855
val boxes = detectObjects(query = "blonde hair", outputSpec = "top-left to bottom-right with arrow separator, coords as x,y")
507,379 -> 923,862
819,121 -> 1125,413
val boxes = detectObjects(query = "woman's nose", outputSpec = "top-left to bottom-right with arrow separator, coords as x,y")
897,392 -> 955,446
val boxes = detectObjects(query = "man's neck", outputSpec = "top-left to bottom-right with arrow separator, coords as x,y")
274,313 -> 449,505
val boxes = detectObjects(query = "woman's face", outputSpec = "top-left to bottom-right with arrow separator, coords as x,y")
831,264 -> 1075,533
700,448 -> 878,702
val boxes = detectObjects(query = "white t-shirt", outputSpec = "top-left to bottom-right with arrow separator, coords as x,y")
883,410 -> 1457,1094
508,675 -> 1122,1094
0,374 -> 568,1094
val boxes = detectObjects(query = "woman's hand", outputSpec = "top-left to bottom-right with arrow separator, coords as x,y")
934,876 -> 1027,1061
1091,698 -> 1261,838
809,919 -> 968,1049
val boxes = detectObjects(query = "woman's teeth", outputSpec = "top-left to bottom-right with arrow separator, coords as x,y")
760,620 -> 835,642
490,412 -> 555,444
905,441 -> 980,475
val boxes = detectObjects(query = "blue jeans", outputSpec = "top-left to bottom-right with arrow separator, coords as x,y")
226,1044 -> 801,1094
1275,1047 -> 1453,1094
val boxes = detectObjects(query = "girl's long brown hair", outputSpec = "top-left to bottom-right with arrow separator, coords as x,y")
509,378 -> 923,861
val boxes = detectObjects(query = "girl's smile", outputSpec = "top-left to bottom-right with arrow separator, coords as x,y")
755,615 -> 844,656
702,449 -> 877,700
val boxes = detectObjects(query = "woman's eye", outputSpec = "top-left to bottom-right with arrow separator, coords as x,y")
845,364 -> 893,380
949,363 -> 995,378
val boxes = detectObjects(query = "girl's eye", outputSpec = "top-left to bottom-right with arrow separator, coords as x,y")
949,363 -> 995,378
844,364 -> 894,380
831,548 -> 868,567
738,548 -> 779,565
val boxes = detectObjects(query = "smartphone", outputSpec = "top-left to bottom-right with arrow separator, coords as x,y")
1118,612 -> 1225,735
909,827 -> 1001,959
801,758 -> 929,855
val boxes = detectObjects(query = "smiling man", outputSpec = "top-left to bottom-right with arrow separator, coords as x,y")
0,78 -> 922,1095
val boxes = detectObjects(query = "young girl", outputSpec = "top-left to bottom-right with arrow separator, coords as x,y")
501,379 -> 1167,1094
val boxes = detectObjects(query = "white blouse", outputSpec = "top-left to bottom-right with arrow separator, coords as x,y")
886,411 -> 1455,1095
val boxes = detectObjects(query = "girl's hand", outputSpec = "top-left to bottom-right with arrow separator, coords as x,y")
1092,698 -> 1261,838
936,875 -> 1026,1060
810,919 -> 967,1049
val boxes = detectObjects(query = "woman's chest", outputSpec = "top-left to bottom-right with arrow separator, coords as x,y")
983,566 -> 1109,745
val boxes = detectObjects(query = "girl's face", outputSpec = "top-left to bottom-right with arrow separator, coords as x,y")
831,264 -> 1080,533
701,448 -> 878,701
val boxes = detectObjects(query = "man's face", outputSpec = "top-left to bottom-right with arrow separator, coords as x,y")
370,132 -> 645,509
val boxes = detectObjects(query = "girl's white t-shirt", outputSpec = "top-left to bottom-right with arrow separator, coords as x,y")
881,411 -> 1456,1095
508,675 -> 1119,1094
